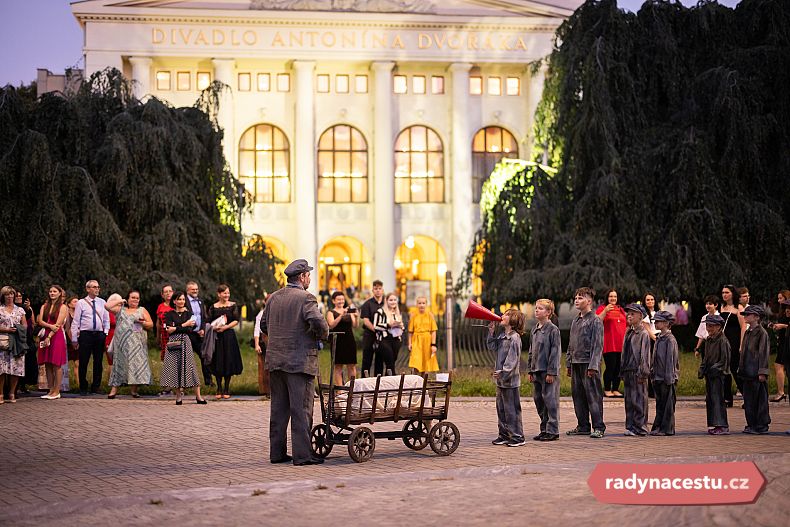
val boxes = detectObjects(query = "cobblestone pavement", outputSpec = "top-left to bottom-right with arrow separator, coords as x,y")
2,394 -> 789,525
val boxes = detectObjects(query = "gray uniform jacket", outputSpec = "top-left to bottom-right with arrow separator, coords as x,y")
528,321 -> 561,375
566,311 -> 604,372
260,283 -> 329,376
487,330 -> 522,388
651,330 -> 679,384
702,331 -> 731,377
739,325 -> 770,380
620,325 -> 651,378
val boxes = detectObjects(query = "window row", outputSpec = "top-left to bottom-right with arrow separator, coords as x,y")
155,71 -> 212,92
393,75 -> 445,95
469,76 -> 521,96
238,124 -> 518,204
317,74 -> 368,94
237,72 -> 291,92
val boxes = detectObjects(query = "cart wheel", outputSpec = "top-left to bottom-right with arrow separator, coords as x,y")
428,421 -> 460,456
311,425 -> 333,458
402,419 -> 430,450
348,427 -> 376,463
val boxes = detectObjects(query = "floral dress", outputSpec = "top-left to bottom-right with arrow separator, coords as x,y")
0,305 -> 26,376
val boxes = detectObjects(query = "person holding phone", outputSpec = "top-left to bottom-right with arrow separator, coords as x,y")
161,291 -> 206,405
207,284 -> 243,399
326,291 -> 358,385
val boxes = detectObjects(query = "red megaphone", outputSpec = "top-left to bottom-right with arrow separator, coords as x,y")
465,300 -> 502,322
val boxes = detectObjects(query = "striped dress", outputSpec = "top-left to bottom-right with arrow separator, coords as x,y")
108,308 -> 152,386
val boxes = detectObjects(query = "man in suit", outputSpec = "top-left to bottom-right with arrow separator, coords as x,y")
185,281 -> 212,387
261,259 -> 329,466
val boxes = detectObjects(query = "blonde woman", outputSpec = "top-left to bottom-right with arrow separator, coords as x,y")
372,293 -> 404,376
37,285 -> 68,400
106,291 -> 154,398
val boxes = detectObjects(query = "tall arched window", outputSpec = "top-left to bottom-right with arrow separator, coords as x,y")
238,124 -> 290,203
317,125 -> 368,202
394,125 -> 444,203
471,126 -> 519,203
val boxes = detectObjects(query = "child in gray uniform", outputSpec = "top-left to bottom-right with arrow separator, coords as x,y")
650,311 -> 679,436
488,308 -> 526,447
528,299 -> 561,441
621,304 -> 651,436
566,287 -> 606,438
739,305 -> 771,434
700,314 -> 730,435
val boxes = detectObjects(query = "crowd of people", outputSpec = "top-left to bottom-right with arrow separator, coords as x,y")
0,280 -> 245,404
487,285 -> 789,447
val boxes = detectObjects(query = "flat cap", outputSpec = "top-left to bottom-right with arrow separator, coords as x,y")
624,303 -> 646,317
705,314 -> 725,326
653,310 -> 675,323
284,259 -> 313,277
740,305 -> 765,318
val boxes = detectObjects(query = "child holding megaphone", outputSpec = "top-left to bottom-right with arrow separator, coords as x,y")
487,308 -> 527,447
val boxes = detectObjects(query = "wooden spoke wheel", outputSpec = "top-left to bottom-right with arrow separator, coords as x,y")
402,419 -> 430,451
310,425 -> 333,458
348,427 -> 376,463
428,421 -> 460,456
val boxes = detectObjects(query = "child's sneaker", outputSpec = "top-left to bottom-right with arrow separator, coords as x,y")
491,437 -> 509,445
507,438 -> 527,447
710,426 -> 730,435
566,427 -> 591,436
589,430 -> 605,439
623,429 -> 637,436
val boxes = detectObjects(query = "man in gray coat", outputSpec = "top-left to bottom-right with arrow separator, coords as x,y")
260,259 -> 329,465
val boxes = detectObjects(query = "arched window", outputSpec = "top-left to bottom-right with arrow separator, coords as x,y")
471,126 -> 519,203
238,124 -> 290,203
317,125 -> 368,202
394,125 -> 444,203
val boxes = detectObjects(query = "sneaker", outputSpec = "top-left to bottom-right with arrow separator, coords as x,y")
623,429 -> 637,436
507,438 -> 527,447
710,426 -> 730,435
492,437 -> 509,445
756,428 -> 770,435
635,429 -> 647,436
566,427 -> 591,436
533,433 -> 547,441
590,430 -> 605,439
742,427 -> 756,434
649,430 -> 666,436
539,433 -> 559,441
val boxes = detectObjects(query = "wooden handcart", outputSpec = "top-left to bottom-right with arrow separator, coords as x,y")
310,334 -> 460,463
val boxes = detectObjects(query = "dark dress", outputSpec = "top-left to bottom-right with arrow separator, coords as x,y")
330,309 -> 357,365
776,314 -> 789,366
208,304 -> 243,377
20,305 -> 38,387
721,311 -> 742,401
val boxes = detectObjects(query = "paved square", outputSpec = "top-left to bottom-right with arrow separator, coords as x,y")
2,395 -> 789,525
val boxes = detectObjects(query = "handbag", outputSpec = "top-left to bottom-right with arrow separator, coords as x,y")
166,339 -> 182,351
0,333 -> 9,351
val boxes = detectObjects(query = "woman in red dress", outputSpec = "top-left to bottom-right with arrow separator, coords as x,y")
37,285 -> 68,400
596,289 -> 627,398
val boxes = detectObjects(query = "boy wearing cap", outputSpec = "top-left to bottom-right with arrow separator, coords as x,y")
528,299 -> 562,441
739,305 -> 771,434
700,314 -> 730,435
565,287 -> 606,439
650,311 -> 679,436
621,304 -> 651,436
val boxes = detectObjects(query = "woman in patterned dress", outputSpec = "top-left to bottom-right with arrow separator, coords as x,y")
36,285 -> 68,400
106,291 -> 154,398
0,285 -> 27,404
207,284 -> 243,399
162,291 -> 207,405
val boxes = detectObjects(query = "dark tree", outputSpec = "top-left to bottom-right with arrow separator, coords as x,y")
0,69 -> 280,306
469,0 -> 790,305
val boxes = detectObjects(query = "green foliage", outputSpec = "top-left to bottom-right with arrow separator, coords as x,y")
473,0 -> 790,304
0,68 -> 278,305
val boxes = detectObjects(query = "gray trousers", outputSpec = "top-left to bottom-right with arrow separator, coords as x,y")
570,363 -> 605,432
532,372 -> 560,435
622,371 -> 648,433
705,375 -> 729,428
741,378 -> 770,432
651,381 -> 676,435
496,386 -> 524,441
269,370 -> 315,463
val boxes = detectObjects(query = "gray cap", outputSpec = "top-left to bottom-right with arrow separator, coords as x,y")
284,259 -> 313,277
740,305 -> 765,318
624,303 -> 646,317
653,310 -> 675,324
705,314 -> 725,326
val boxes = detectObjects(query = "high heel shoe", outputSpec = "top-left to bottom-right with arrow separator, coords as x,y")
770,393 -> 787,403
196,397 -> 207,405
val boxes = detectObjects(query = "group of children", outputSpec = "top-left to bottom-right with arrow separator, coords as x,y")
488,287 -> 773,446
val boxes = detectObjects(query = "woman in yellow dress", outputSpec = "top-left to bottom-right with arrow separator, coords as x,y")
408,297 -> 439,373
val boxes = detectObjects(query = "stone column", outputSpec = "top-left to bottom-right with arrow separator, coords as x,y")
128,56 -> 151,101
293,60 -> 319,291
371,61 -> 396,290
449,63 -> 474,288
212,58 -> 236,180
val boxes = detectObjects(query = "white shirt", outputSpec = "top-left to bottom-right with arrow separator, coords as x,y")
253,309 -> 264,338
695,311 -> 720,340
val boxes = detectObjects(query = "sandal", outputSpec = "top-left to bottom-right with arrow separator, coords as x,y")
222,394 -> 231,399
770,393 -> 787,403
215,394 -> 223,400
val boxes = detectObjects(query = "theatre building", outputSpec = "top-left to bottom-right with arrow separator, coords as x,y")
71,0 -> 577,306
